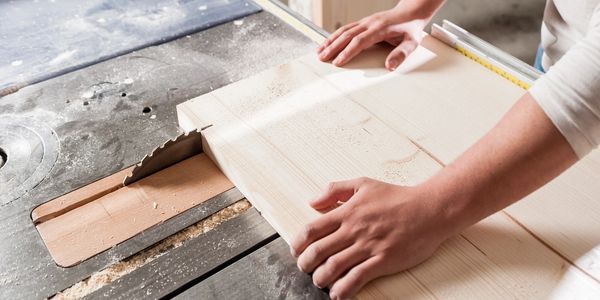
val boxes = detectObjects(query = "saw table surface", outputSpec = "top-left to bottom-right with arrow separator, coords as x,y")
0,2 -> 328,298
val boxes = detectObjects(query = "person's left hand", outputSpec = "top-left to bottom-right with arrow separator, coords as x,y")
290,177 -> 451,300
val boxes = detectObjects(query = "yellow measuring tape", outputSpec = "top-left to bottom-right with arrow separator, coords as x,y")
455,45 -> 532,90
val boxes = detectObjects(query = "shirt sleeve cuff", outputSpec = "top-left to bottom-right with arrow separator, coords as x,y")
529,77 -> 596,158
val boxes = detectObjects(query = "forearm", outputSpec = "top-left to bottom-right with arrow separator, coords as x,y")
291,90 -> 579,300
424,92 -> 578,237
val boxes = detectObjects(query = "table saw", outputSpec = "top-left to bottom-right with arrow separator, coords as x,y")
4,0 -> 600,299
1,1 -> 330,298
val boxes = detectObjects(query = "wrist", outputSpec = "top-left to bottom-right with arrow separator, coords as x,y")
416,165 -> 479,240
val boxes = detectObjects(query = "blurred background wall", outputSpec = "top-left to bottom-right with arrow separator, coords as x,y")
282,0 -> 546,65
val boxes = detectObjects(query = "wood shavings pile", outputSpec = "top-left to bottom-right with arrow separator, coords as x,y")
53,200 -> 251,300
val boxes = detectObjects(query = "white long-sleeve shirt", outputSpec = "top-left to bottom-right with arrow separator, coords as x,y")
530,0 -> 600,158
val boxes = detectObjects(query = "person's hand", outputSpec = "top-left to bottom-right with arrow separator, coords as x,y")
290,177 -> 452,299
317,3 -> 434,71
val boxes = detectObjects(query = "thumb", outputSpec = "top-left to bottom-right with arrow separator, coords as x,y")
310,179 -> 361,210
385,37 -> 419,71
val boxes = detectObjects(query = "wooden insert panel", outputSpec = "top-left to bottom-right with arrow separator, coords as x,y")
34,154 -> 234,267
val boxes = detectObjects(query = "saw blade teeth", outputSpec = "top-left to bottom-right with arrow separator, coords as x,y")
123,130 -> 201,185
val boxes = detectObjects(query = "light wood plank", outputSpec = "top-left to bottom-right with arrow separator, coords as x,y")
177,39 -> 600,297
179,61 -> 440,242
297,36 -> 600,280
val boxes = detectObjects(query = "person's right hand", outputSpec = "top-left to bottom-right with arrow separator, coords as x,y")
317,3 -> 438,71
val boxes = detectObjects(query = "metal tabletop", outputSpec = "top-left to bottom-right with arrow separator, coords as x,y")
0,5 -> 327,299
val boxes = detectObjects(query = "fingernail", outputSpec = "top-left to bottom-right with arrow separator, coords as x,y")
297,262 -> 305,273
388,59 -> 397,70
290,247 -> 296,257
319,50 -> 328,59
333,56 -> 343,66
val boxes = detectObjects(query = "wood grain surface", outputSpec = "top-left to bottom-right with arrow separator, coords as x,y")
177,35 -> 600,298
32,167 -> 134,225
35,154 -> 234,267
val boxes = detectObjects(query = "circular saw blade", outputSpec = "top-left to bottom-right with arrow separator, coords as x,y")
123,129 -> 203,186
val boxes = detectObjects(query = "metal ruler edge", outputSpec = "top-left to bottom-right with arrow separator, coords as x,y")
431,20 -> 543,90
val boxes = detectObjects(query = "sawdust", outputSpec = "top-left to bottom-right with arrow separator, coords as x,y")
52,199 -> 252,300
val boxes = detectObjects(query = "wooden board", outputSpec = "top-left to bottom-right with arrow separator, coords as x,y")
34,154 -> 234,267
177,35 -> 600,298
295,36 -> 600,281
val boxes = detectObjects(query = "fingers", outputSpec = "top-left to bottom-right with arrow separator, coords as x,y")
385,36 -> 419,71
319,25 -> 367,62
332,29 -> 379,66
310,179 -> 362,210
296,229 -> 353,274
293,178 -> 366,257
311,244 -> 370,289
318,22 -> 359,54
329,256 -> 384,300
290,211 -> 342,257
384,36 -> 403,47
317,44 -> 326,54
